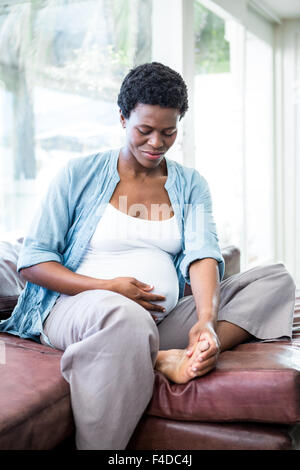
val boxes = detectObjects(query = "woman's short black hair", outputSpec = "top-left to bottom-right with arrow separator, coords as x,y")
117,62 -> 189,120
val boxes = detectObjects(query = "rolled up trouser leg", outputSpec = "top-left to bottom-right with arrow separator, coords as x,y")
158,262 -> 296,350
41,289 -> 160,450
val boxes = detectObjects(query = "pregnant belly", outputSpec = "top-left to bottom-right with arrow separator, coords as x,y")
76,248 -> 179,320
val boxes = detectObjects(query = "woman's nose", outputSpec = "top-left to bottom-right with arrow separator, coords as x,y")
148,132 -> 163,148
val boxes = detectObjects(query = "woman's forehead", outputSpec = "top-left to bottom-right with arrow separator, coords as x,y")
131,103 -> 180,124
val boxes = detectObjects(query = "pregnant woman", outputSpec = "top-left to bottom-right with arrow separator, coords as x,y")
0,62 -> 295,450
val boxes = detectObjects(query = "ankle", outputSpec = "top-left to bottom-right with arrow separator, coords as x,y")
154,350 -> 168,371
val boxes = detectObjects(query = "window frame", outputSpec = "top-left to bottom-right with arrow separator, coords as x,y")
152,0 -> 278,271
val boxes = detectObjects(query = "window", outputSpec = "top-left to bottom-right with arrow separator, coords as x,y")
193,0 -> 275,269
0,0 -> 277,273
0,0 -> 152,240
244,29 -> 274,266
194,1 -> 243,253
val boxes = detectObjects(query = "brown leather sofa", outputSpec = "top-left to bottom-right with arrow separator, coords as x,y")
0,239 -> 299,450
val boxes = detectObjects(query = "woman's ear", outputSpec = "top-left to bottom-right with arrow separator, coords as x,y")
119,109 -> 126,129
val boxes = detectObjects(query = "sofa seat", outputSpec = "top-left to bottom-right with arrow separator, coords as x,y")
0,296 -> 299,450
147,341 -> 300,424
146,294 -> 300,425
0,333 -> 74,450
127,418 -> 298,450
127,294 -> 300,450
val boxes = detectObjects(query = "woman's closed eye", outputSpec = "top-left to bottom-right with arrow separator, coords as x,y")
138,129 -> 176,137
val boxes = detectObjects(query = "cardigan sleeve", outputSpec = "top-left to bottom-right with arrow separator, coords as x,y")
17,164 -> 71,273
179,169 -> 225,284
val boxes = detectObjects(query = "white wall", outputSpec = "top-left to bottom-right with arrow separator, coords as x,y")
275,19 -> 300,288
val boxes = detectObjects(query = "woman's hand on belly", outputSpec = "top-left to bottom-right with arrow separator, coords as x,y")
107,276 -> 166,316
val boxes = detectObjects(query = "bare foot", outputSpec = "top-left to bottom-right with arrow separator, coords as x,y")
155,341 -> 210,384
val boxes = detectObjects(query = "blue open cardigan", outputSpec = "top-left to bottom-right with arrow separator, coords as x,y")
0,148 -> 225,345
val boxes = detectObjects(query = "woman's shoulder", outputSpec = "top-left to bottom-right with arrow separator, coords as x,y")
170,158 -> 208,189
65,148 -> 113,176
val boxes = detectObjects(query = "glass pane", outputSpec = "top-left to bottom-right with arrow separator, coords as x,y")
194,1 -> 243,251
193,1 -> 274,268
194,0 -> 229,74
0,0 -> 152,240
245,30 -> 274,266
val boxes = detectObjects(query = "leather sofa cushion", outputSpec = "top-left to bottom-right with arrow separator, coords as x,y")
0,303 -> 299,450
0,333 -> 74,450
127,416 -> 298,450
145,294 -> 300,426
147,340 -> 300,425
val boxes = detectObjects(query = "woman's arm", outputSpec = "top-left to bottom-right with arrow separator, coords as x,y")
185,258 -> 221,368
20,261 -> 110,295
20,262 -> 166,315
189,257 -> 220,327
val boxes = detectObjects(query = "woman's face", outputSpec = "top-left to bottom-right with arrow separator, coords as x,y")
120,103 -> 180,168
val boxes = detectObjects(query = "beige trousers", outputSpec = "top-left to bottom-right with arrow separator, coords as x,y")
40,263 -> 296,450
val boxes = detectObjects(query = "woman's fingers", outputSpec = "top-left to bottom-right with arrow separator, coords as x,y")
138,288 -> 166,312
192,363 -> 216,378
196,349 -> 218,366
131,280 -> 166,313
139,300 -> 166,313
199,340 -> 210,352
145,292 -> 166,301
135,281 -> 166,300
190,355 -> 217,375
187,340 -> 218,372
198,345 -> 219,363
135,280 -> 153,289
135,290 -> 166,302
191,336 -> 219,363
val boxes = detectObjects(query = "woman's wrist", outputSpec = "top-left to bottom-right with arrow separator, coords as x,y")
197,311 -> 217,328
97,278 -> 113,291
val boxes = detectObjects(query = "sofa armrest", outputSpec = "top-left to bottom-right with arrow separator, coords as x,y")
0,296 -> 19,320
183,245 -> 240,297
0,238 -> 26,320
221,245 -> 241,280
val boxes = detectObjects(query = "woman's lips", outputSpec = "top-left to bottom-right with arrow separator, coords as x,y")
141,151 -> 164,160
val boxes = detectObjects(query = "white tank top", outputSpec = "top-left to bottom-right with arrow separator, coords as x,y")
75,202 -> 182,323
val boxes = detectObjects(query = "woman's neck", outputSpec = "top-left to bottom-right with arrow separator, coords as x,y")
118,147 -> 167,180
